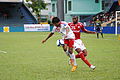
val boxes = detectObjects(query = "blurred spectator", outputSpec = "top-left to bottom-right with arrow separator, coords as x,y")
91,11 -> 115,27
83,21 -> 87,27
94,18 -> 104,38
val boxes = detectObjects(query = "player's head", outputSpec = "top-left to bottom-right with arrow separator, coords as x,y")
72,16 -> 78,24
52,17 -> 60,27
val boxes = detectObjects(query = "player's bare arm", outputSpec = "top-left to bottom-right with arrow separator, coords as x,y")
84,30 -> 96,34
64,27 -> 69,39
42,32 -> 54,43
81,27 -> 96,34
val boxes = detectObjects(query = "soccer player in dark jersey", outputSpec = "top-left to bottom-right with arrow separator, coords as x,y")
94,18 -> 104,38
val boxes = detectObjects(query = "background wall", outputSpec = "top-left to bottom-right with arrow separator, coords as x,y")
0,26 -> 120,34
72,0 -> 102,14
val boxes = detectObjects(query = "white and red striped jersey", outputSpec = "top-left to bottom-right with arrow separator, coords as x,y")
51,21 -> 75,39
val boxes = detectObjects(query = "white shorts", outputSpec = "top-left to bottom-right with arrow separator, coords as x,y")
56,39 -> 86,51
74,39 -> 86,51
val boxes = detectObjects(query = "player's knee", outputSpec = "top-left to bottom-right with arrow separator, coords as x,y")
63,45 -> 67,52
82,49 -> 87,56
75,48 -> 81,53
84,53 -> 87,56
83,51 -> 88,57
68,48 -> 73,54
63,48 -> 67,52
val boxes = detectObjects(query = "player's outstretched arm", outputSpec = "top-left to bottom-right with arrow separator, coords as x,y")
85,30 -> 96,34
81,24 -> 96,34
42,32 -> 54,43
82,28 -> 96,34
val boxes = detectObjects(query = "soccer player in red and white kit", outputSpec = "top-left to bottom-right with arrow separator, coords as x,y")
42,17 -> 77,72
68,16 -> 96,70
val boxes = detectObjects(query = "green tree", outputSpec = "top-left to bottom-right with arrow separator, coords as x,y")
26,0 -> 47,19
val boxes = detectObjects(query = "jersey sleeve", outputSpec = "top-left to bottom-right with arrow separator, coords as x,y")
63,22 -> 69,29
68,22 -> 71,26
65,24 -> 70,29
51,26 -> 56,33
80,23 -> 88,32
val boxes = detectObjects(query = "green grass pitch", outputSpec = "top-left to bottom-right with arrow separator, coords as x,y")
0,32 -> 120,80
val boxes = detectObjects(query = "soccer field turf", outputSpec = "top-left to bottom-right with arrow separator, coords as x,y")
0,32 -> 120,80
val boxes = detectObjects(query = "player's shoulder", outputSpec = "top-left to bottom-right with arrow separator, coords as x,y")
68,22 -> 72,24
68,22 -> 73,26
60,21 -> 68,25
52,26 -> 57,31
60,21 -> 69,27
78,22 -> 83,25
77,22 -> 84,27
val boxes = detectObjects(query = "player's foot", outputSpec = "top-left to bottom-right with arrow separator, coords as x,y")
71,65 -> 77,72
90,65 -> 96,70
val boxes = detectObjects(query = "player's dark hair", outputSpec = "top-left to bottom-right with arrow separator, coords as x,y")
72,16 -> 78,19
52,17 -> 60,24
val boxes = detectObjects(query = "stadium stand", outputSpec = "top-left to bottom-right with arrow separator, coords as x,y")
0,1 -> 37,27
80,0 -> 117,27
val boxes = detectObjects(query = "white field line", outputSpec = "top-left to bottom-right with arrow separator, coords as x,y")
0,50 -> 7,53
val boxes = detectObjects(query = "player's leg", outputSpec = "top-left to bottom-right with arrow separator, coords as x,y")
62,44 -> 70,57
68,42 -> 77,66
68,47 -> 76,65
74,39 -> 87,57
69,47 -> 77,72
62,39 -> 76,66
82,49 -> 88,57
75,48 -> 96,70
74,39 -> 96,70
76,49 -> 87,57
57,39 -> 77,71
62,44 -> 67,52
68,39 -> 77,72
75,48 -> 91,67
101,33 -> 104,38
100,31 -> 104,38
97,33 -> 99,38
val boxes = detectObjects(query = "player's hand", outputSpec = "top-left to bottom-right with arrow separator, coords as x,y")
42,40 -> 46,43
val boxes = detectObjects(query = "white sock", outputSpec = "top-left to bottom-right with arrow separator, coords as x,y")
65,51 -> 70,57
69,53 -> 77,66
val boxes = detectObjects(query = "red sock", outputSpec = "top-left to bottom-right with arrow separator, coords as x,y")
79,52 -> 91,67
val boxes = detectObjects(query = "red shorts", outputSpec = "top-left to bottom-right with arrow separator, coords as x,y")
64,39 -> 74,48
